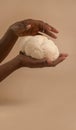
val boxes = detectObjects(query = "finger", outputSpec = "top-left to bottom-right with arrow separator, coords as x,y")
51,55 -> 67,66
30,58 -> 48,68
44,30 -> 57,39
48,26 -> 59,33
35,32 -> 43,35
33,58 -> 47,64
47,53 -> 68,67
45,23 -> 59,33
34,58 -> 49,67
59,53 -> 68,57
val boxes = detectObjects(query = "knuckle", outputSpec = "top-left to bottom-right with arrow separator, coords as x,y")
27,19 -> 33,21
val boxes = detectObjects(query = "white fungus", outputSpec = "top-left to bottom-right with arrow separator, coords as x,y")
20,35 -> 59,61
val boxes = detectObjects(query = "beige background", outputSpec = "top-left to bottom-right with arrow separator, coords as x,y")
0,0 -> 76,130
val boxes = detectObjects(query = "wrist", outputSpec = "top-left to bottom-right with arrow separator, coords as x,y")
8,27 -> 18,39
14,55 -> 23,69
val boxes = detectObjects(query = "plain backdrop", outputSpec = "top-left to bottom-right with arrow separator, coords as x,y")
0,0 -> 76,130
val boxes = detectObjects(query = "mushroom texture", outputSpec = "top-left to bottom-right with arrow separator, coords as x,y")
21,35 -> 59,61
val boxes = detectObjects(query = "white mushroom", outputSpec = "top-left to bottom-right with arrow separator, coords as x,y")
20,35 -> 59,61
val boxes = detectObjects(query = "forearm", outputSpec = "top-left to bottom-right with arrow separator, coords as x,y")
0,28 -> 18,63
0,55 -> 21,82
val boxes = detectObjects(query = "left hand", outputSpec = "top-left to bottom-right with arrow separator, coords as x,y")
18,52 -> 68,68
9,19 -> 59,38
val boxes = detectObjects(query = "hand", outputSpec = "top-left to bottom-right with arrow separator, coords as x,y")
18,52 -> 68,68
9,19 -> 59,38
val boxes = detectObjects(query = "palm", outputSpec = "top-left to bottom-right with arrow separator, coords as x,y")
19,52 -> 68,68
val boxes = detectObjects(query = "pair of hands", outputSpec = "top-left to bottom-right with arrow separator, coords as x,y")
10,19 -> 68,68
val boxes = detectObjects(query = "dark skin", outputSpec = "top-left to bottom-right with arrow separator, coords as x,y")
0,19 -> 68,82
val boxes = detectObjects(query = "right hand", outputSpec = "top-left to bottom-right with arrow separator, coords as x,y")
9,19 -> 59,38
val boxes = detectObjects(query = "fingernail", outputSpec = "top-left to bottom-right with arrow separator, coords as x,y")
55,30 -> 59,33
65,54 -> 69,57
